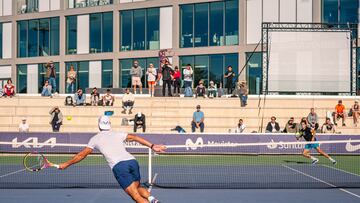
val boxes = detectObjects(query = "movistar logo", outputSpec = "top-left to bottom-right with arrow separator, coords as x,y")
185,137 -> 204,150
345,139 -> 360,152
11,137 -> 57,148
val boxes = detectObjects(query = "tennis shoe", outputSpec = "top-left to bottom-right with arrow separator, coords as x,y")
312,158 -> 319,165
331,160 -> 337,165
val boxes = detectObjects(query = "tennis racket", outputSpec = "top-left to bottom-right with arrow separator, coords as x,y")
23,152 -> 59,172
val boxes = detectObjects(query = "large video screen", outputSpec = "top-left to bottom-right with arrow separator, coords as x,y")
268,31 -> 351,93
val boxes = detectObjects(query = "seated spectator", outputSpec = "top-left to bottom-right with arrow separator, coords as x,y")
236,119 -> 246,133
307,108 -> 319,130
266,116 -> 280,133
90,87 -> 100,106
239,81 -> 248,107
191,105 -> 205,133
3,79 -> 15,97
41,80 -> 52,97
19,117 -> 29,132
321,118 -> 336,134
207,81 -> 217,98
49,106 -> 63,132
195,80 -> 206,98
133,112 -> 146,132
102,89 -> 115,106
74,88 -> 86,106
332,100 -> 346,126
351,100 -> 360,127
283,117 -> 298,133
122,88 -> 134,114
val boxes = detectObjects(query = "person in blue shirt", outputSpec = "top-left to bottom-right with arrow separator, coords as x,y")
191,105 -> 205,133
74,88 -> 86,106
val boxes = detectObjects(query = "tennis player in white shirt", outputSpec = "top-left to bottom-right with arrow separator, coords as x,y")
59,116 -> 166,203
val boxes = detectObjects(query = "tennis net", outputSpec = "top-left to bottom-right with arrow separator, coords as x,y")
0,139 -> 359,189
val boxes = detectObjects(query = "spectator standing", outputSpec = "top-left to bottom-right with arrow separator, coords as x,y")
146,63 -> 157,97
133,112 -> 146,132
195,80 -> 206,98
266,116 -> 280,133
239,81 -> 248,107
236,119 -> 246,133
173,66 -> 181,97
321,118 -> 336,133
74,88 -> 86,106
224,66 -> 235,95
49,106 -> 63,132
332,100 -> 346,126
191,105 -> 205,133
207,81 -> 217,98
183,64 -> 193,97
351,100 -> 360,127
90,87 -> 100,106
307,108 -> 319,130
102,89 -> 115,106
122,88 -> 135,114
283,117 -> 298,133
45,61 -> 57,93
160,59 -> 174,97
3,79 -> 15,97
66,65 -> 77,94
41,80 -> 52,97
19,117 -> 29,132
130,60 -> 143,94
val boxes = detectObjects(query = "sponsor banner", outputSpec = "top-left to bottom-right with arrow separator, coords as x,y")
0,132 -> 359,154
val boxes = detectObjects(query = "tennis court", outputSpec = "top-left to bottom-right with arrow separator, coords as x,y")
1,151 -> 359,203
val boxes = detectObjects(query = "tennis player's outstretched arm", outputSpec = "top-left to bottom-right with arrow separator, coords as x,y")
126,134 -> 166,153
58,147 -> 93,170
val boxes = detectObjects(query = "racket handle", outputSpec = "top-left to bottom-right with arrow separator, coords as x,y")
52,164 -> 60,169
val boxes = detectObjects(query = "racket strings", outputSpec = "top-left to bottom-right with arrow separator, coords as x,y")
24,154 -> 45,171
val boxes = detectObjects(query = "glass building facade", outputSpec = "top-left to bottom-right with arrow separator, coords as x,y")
90,12 -> 113,53
323,0 -> 359,24
180,0 -> 239,48
66,16 -> 77,54
17,17 -> 60,58
68,0 -> 113,9
120,8 -> 160,51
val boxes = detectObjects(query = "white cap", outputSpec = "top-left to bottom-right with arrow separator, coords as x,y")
137,112 -> 142,117
98,116 -> 111,130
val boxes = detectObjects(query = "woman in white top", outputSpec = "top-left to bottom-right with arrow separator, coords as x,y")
66,65 -> 77,93
146,63 -> 157,97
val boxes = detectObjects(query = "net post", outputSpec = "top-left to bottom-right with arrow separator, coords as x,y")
148,148 -> 152,184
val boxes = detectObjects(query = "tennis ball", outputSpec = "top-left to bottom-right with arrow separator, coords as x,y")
67,116 -> 72,121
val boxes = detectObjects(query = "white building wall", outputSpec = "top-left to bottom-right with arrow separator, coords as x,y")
2,22 -> 12,59
160,7 -> 173,49
0,65 -> 11,78
297,0 -> 313,22
246,0 -> 262,44
27,65 -> 38,94
50,0 -> 61,11
77,15 -> 90,54
3,0 -> 12,16
89,61 -> 102,88
280,0 -> 296,22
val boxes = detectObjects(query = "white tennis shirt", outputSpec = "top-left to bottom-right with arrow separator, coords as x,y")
87,131 -> 135,169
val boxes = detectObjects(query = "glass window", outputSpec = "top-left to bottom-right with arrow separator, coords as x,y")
133,9 -> 146,50
102,12 -> 113,52
194,55 -> 209,86
120,11 -> 132,51
339,0 -> 359,24
66,16 -> 77,54
39,18 -> 50,56
120,59 -> 133,88
246,52 -> 262,94
225,0 -> 239,45
28,20 -> 39,57
90,13 -> 102,53
194,4 -> 209,47
18,21 -> 28,57
17,65 -> 27,93
146,8 -> 160,50
180,4 -> 194,48
38,63 -> 60,93
323,0 -> 339,23
50,18 -> 60,55
209,55 -> 224,86
210,2 -> 224,46
102,60 -> 113,88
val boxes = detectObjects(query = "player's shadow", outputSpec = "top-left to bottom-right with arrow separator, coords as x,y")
283,160 -> 308,164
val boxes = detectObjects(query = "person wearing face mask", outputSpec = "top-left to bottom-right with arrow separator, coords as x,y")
130,60 -> 143,94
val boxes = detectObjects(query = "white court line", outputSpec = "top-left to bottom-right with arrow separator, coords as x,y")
148,173 -> 158,192
0,168 -> 26,178
321,164 -> 360,178
282,165 -> 360,199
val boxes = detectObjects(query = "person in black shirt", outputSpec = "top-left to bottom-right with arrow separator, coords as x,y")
160,59 -> 174,97
133,112 -> 146,133
297,121 -> 336,165
224,66 -> 235,94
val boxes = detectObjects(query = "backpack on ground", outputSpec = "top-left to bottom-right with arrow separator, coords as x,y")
184,86 -> 193,97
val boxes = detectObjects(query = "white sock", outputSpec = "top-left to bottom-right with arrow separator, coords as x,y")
329,157 -> 335,162
148,196 -> 155,202
310,156 -> 317,161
